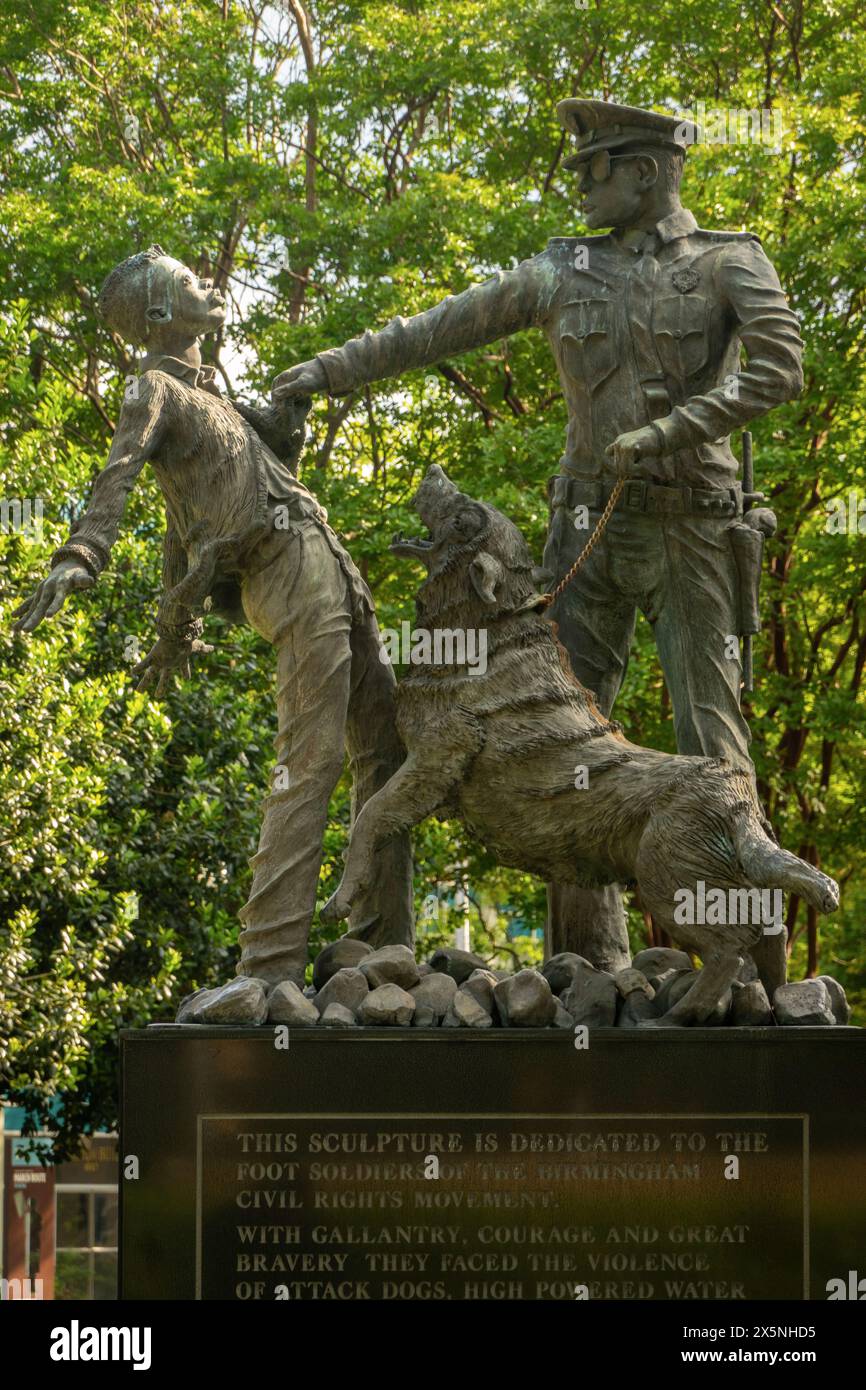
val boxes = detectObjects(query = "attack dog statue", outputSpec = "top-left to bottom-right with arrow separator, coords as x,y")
323,466 -> 839,1026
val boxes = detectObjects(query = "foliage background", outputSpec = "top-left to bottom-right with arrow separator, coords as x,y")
0,0 -> 863,1155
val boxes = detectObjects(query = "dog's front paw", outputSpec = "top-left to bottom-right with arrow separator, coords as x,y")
320,886 -> 354,925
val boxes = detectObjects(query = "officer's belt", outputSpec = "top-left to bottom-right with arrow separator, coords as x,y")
549,475 -> 741,519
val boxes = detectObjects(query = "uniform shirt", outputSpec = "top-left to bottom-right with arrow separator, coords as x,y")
316,208 -> 804,489
65,357 -> 332,628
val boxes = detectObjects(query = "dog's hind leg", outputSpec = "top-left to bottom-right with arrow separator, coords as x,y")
641,945 -> 743,1028
321,712 -> 483,924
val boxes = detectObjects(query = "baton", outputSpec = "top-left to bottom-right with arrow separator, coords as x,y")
741,431 -> 754,695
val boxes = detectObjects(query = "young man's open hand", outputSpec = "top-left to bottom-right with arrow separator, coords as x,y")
131,634 -> 214,699
12,560 -> 94,632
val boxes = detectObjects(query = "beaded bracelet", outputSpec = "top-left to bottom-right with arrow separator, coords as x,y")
51,541 -> 105,579
155,617 -> 204,643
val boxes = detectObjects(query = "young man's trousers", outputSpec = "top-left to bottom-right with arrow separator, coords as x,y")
236,520 -> 413,984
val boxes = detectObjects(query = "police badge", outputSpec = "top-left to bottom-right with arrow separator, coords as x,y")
672,266 -> 701,293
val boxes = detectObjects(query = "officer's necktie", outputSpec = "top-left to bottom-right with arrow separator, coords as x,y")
627,230 -> 672,422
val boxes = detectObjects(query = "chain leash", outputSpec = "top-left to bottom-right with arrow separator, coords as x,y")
538,477 -> 625,611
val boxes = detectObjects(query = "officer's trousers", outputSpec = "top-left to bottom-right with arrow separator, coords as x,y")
542,497 -> 753,973
235,521 -> 414,984
545,501 -> 752,765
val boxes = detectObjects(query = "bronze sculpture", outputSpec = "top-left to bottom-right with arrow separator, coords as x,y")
10,103 -> 820,1026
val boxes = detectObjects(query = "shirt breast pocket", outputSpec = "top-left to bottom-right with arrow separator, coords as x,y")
559,298 -> 616,393
653,292 -> 709,380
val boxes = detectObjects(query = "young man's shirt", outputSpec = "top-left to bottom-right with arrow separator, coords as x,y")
64,357 -> 368,629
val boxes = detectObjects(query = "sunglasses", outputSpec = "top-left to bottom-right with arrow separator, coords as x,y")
579,151 -> 638,186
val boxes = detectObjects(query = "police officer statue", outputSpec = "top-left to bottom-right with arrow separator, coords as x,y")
274,100 -> 803,985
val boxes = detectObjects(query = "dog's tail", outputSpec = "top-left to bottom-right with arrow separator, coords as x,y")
730,811 -> 839,915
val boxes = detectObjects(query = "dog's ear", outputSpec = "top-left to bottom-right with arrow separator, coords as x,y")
469,551 -> 503,607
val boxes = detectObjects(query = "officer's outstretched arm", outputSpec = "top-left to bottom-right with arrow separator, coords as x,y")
275,254 -> 554,400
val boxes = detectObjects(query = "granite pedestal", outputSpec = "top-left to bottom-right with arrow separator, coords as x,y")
119,1027 -> 865,1301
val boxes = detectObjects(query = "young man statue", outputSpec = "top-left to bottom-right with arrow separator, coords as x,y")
13,247 -> 413,1003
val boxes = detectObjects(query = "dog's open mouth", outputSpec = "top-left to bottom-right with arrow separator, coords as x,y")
391,529 -> 437,559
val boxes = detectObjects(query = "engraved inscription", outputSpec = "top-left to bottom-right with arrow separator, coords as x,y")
196,1115 -> 806,1300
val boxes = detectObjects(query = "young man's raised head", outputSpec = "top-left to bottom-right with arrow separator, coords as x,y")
97,246 -> 225,352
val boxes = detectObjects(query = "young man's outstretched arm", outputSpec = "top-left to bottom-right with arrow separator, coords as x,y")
14,374 -> 168,631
